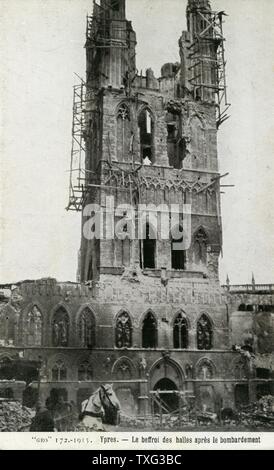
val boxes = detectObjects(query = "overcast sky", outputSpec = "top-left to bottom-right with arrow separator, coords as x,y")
0,0 -> 273,285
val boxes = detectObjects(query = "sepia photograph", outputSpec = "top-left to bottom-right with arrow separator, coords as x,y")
0,0 -> 273,442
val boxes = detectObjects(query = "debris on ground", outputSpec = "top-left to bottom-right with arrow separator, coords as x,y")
236,395 -> 274,429
119,412 -> 147,429
0,399 -> 34,431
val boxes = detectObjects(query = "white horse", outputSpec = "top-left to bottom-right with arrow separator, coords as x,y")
80,384 -> 121,431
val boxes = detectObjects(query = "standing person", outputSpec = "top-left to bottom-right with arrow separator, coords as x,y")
29,398 -> 55,432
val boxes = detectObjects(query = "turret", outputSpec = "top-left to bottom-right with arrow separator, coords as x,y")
179,0 -> 219,103
85,0 -> 136,90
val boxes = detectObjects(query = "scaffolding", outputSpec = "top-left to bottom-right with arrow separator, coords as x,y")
85,1 -> 136,50
67,82 -> 87,212
187,8 -> 230,127
150,390 -> 196,429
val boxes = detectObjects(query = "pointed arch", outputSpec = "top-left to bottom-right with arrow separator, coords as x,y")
24,305 -> 43,346
196,357 -> 216,379
173,311 -> 189,349
197,314 -> 213,350
51,359 -> 67,381
112,356 -> 135,380
138,107 -> 155,164
117,102 -> 131,162
77,307 -> 96,348
142,310 -> 157,348
52,305 -> 70,347
233,357 -> 248,379
149,357 -> 185,389
115,310 -> 132,348
48,353 -> 70,381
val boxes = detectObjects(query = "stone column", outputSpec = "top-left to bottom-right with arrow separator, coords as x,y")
188,326 -> 196,349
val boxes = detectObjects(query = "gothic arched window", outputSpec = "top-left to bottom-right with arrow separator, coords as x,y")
171,224 -> 185,270
138,108 -> 154,163
25,306 -> 42,346
0,310 -> 15,345
142,312 -> 157,348
197,314 -> 213,350
193,228 -> 207,266
117,103 -> 131,161
78,361 -> 93,381
52,307 -> 69,347
197,360 -> 214,379
115,311 -> 132,348
52,360 -> 67,381
173,313 -> 188,349
78,308 -> 95,348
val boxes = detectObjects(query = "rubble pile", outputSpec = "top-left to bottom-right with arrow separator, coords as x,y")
0,399 -> 34,431
119,412 -> 146,429
237,395 -> 274,429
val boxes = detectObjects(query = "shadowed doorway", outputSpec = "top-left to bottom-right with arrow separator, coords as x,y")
153,378 -> 178,413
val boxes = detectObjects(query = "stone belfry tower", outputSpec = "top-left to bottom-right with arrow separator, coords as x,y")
67,0 -> 233,413
77,0 -> 229,285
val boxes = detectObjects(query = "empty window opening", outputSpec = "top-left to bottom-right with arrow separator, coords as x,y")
197,314 -> 213,350
140,223 -> 156,269
138,109 -> 154,163
246,305 -> 254,312
171,225 -> 185,269
258,305 -> 274,312
173,313 -> 188,349
142,312 -> 157,348
256,368 -> 270,379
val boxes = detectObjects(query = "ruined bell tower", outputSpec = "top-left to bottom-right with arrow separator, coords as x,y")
66,0 -> 234,414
